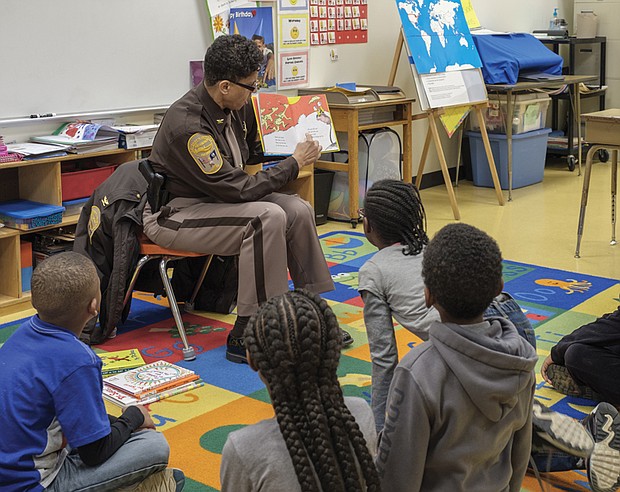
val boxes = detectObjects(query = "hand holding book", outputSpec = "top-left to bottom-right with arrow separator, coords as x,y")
292,133 -> 322,170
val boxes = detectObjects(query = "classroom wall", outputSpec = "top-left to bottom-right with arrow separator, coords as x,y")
1,0 -> 578,177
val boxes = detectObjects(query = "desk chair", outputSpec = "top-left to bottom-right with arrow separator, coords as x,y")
124,160 -> 213,361
122,236 -> 213,361
575,110 -> 620,258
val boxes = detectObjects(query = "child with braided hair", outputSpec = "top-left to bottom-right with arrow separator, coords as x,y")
357,179 -> 440,431
220,289 -> 381,492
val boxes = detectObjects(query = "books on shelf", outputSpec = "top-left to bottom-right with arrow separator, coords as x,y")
252,93 -> 339,156
115,125 -> 159,149
31,122 -> 119,148
103,360 -> 199,399
98,348 -> 146,377
7,142 -> 70,160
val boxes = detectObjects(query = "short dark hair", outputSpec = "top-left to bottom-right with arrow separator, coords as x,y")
363,179 -> 428,256
422,223 -> 503,319
31,252 -> 99,320
203,35 -> 262,86
251,34 -> 264,42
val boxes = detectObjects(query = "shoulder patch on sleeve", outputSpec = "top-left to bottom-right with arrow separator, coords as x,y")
187,133 -> 223,175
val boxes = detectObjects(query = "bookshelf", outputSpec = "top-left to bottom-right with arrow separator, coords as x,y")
0,149 -> 316,316
0,148 -> 143,316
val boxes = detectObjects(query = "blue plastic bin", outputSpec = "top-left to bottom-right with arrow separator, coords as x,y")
466,128 -> 551,190
0,200 -> 65,230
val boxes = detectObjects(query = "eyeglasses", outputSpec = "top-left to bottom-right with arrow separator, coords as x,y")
228,79 -> 260,93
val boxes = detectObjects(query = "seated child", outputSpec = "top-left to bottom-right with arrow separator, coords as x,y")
541,306 -> 620,405
358,179 -> 440,430
220,289 -> 380,492
0,252 -> 184,492
376,223 -> 538,491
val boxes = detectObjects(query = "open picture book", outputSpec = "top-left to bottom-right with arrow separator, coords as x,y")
252,93 -> 339,156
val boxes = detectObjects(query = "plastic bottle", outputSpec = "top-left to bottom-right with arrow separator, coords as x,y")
549,8 -> 558,30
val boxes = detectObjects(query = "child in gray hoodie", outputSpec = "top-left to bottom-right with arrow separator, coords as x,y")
376,223 -> 538,492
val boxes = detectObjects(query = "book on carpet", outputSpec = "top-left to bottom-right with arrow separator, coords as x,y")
98,348 -> 146,377
252,93 -> 339,156
103,360 -> 199,398
103,379 -> 205,407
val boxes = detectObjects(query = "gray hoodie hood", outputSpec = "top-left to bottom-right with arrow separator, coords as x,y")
430,317 -> 538,422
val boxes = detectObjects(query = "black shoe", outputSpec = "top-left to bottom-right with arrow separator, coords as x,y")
341,329 -> 354,347
226,333 -> 248,364
546,364 -> 604,401
585,402 -> 620,492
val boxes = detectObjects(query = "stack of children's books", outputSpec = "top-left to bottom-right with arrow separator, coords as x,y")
102,360 -> 204,407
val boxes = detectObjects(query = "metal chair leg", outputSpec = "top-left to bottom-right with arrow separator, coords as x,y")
159,257 -> 196,361
575,145 -> 599,258
123,255 -> 152,308
185,255 -> 214,312
612,149 -> 618,246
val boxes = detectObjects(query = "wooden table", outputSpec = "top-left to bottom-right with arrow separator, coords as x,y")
315,98 -> 414,227
486,74 -> 597,200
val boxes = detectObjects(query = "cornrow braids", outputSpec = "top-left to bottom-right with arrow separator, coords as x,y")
245,289 -> 381,492
363,179 -> 428,256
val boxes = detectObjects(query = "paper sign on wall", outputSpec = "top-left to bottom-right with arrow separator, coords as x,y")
278,0 -> 308,10
278,50 -> 309,88
279,14 -> 310,49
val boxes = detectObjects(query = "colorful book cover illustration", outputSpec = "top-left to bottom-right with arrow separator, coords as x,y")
230,7 -> 276,89
98,348 -> 146,376
254,93 -> 339,155
103,379 -> 205,407
103,360 -> 198,398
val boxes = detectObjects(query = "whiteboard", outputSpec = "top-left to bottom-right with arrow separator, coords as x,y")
1,0 -> 212,120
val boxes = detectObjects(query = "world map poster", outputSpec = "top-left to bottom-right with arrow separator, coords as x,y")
396,0 -> 481,74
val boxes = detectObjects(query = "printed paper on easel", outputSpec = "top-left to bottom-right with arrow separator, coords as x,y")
279,51 -> 309,88
279,14 -> 310,49
420,71 -> 470,108
278,0 -> 308,11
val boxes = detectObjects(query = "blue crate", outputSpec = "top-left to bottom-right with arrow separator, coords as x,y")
467,128 -> 552,190
0,200 -> 65,230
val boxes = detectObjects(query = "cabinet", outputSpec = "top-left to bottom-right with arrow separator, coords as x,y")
0,149 -> 142,315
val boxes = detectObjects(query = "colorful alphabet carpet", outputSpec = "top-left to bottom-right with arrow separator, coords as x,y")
1,231 -> 619,492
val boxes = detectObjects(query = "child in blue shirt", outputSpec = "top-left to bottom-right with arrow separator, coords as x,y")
0,252 -> 184,491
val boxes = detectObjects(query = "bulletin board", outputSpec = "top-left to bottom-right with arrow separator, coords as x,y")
309,0 -> 368,46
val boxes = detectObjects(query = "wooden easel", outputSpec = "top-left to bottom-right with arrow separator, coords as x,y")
389,30 -> 505,220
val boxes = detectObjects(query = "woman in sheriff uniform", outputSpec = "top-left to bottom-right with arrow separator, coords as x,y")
143,34 -> 351,364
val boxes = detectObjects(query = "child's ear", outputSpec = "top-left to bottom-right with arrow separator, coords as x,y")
496,279 -> 505,297
87,297 -> 98,318
424,287 -> 434,309
362,216 -> 371,234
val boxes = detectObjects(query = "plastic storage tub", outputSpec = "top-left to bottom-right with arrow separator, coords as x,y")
470,93 -> 551,135
467,128 -> 552,190
61,166 -> 116,201
0,200 -> 65,230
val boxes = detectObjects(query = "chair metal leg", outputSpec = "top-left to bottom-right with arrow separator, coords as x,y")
575,145 -> 599,258
612,149 -> 618,246
159,257 -> 196,361
123,255 -> 152,308
185,255 -> 214,312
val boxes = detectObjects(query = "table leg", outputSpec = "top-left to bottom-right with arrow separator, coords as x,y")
402,101 -> 413,184
575,145 -> 599,258
476,105 -> 505,206
506,90 -> 514,201
612,149 -> 618,246
576,85 -> 583,176
348,110 -> 359,228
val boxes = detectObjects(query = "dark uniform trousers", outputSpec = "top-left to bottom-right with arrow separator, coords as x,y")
143,192 -> 334,317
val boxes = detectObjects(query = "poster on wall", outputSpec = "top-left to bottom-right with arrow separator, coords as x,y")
279,14 -> 309,49
278,50 -> 309,88
230,7 -> 277,89
278,0 -> 308,11
309,0 -> 367,45
206,0 -> 258,38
